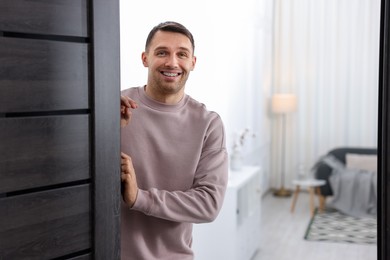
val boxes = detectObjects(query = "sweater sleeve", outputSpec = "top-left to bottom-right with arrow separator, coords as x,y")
131,117 -> 229,224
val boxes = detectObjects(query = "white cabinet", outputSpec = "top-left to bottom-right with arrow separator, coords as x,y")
192,166 -> 262,260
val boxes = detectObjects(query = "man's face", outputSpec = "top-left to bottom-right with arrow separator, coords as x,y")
142,31 -> 196,98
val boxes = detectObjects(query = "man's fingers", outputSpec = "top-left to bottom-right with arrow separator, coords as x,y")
121,106 -> 131,117
121,152 -> 130,159
121,152 -> 134,175
119,152 -> 138,207
129,99 -> 138,109
121,165 -> 129,173
121,96 -> 138,109
121,95 -> 131,107
120,96 -> 137,128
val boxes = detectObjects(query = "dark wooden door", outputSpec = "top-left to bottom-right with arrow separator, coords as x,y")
0,0 -> 120,259
380,0 -> 390,259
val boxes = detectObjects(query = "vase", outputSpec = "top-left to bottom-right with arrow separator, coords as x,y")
230,150 -> 243,171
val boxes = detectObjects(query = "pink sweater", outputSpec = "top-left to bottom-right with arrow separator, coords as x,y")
120,87 -> 228,260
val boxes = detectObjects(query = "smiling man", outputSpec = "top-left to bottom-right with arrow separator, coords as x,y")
120,22 -> 228,260
142,27 -> 195,103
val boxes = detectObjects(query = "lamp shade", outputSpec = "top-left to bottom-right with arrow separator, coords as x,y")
271,94 -> 297,114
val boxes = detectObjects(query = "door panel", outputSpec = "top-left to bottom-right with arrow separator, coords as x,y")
0,0 -> 88,37
0,37 -> 88,113
0,115 -> 90,193
0,185 -> 91,259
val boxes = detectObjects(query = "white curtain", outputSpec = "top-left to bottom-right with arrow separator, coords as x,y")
270,0 -> 381,188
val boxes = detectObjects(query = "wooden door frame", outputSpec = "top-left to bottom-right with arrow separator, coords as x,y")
91,0 -> 121,259
379,0 -> 389,259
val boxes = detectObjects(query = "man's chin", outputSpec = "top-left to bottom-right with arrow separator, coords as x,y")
160,83 -> 185,94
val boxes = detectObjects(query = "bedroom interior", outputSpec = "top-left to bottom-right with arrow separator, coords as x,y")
119,0 -> 381,259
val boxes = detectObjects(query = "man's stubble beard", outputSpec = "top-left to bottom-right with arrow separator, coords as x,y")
153,74 -> 189,95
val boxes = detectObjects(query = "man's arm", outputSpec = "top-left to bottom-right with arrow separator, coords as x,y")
127,117 -> 229,224
133,149 -> 228,223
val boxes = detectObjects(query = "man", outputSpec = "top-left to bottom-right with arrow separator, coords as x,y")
120,21 -> 228,260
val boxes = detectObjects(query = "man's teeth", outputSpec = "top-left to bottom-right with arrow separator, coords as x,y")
163,72 -> 179,77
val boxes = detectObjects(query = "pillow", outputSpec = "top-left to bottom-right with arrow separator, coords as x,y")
346,153 -> 377,172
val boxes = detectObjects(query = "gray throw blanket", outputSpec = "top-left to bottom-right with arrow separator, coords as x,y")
319,155 -> 377,218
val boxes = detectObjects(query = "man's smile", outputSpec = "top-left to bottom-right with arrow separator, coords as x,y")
161,71 -> 182,77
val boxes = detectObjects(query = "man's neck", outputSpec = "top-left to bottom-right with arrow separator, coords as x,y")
144,85 -> 184,104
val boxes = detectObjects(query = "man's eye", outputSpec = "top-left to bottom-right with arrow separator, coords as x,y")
157,51 -> 166,56
179,52 -> 189,58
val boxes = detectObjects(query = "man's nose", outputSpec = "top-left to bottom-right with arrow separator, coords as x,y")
164,55 -> 179,67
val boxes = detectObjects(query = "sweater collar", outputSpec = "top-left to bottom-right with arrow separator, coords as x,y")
137,86 -> 188,112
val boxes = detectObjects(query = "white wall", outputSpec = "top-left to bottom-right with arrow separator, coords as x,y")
119,0 -> 274,192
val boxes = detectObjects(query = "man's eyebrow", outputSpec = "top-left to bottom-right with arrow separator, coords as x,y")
178,47 -> 191,52
153,46 -> 192,52
153,46 -> 168,51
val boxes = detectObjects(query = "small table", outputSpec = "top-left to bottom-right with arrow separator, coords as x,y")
290,179 -> 326,217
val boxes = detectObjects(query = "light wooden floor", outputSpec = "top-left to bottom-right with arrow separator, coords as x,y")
251,191 -> 377,260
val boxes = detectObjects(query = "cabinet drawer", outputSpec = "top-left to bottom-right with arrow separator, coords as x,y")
0,37 -> 89,113
0,115 -> 90,193
0,0 -> 88,37
0,185 -> 91,259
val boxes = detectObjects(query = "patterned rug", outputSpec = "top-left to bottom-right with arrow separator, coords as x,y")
304,208 -> 377,245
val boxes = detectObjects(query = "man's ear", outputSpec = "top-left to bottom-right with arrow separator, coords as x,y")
191,56 -> 197,71
141,52 -> 148,67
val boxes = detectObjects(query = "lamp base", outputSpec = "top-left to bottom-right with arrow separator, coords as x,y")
273,187 -> 292,197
